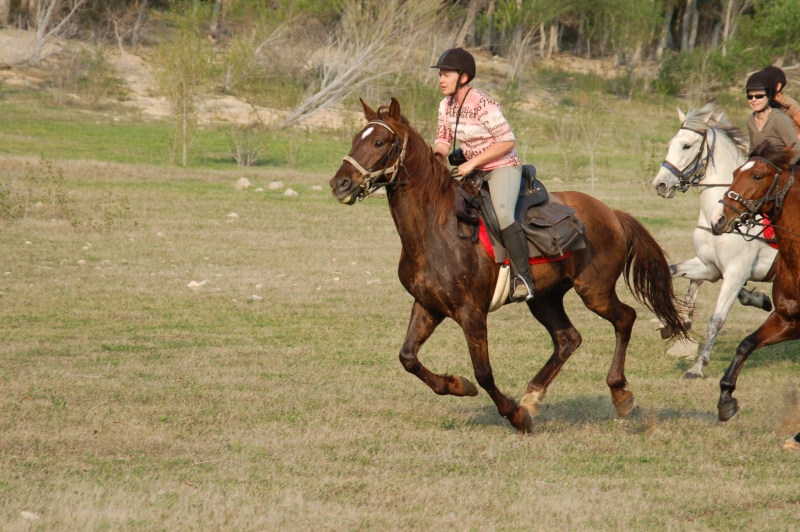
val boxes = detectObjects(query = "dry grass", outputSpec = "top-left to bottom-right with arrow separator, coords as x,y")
1,152 -> 800,531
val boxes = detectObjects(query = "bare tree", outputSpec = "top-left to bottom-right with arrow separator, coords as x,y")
721,0 -> 751,56
24,0 -> 89,65
277,0 -> 439,129
578,99 -> 603,194
152,23 -> 216,166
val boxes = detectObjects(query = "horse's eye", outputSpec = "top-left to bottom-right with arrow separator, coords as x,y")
374,140 -> 384,148
682,144 -> 691,150
753,174 -> 763,181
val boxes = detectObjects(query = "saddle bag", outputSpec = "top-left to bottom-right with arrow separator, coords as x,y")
522,201 -> 587,257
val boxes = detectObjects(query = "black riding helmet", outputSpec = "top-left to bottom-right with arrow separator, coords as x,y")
745,70 -> 776,96
430,48 -> 476,83
762,66 -> 787,91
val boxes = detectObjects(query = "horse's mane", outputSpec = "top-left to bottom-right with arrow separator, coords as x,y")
683,102 -> 749,156
749,140 -> 795,169
376,105 -> 455,217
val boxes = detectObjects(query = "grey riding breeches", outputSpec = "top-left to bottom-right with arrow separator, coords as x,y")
484,165 -> 522,229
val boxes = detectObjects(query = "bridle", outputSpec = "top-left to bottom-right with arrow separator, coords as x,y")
721,157 -> 795,227
342,119 -> 408,201
660,127 -> 721,192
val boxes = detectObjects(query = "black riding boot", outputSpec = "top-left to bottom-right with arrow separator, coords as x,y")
501,222 -> 534,302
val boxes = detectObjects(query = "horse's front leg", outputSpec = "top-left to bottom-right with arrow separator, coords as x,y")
719,312 -> 800,421
459,309 -> 532,433
685,269 -> 750,379
399,301 -> 479,397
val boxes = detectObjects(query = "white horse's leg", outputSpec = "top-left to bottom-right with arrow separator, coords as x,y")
684,269 -> 751,379
670,257 -> 721,281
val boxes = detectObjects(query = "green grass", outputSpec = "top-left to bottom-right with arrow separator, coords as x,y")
0,91 -> 351,172
1,86 -> 799,531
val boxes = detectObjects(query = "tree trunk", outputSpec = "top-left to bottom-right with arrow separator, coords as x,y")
681,0 -> 697,52
539,22 -> 546,57
546,21 -> 558,59
0,0 -> 10,26
687,2 -> 698,51
209,0 -> 222,34
454,0 -> 480,48
655,1 -> 674,60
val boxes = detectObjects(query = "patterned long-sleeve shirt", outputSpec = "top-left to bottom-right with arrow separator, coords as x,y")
435,88 -> 521,171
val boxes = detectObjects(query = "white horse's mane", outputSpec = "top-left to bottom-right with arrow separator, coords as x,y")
683,103 -> 749,156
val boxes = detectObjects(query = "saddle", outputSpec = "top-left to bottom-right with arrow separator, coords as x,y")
455,165 -> 587,261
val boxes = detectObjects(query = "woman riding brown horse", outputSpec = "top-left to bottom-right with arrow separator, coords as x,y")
710,142 -> 800,427
330,98 -> 688,433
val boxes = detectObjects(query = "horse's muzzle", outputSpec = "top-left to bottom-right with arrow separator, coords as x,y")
655,182 -> 676,199
329,174 -> 360,205
710,213 -> 732,235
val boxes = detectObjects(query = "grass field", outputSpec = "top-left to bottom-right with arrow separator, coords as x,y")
1,89 -> 800,530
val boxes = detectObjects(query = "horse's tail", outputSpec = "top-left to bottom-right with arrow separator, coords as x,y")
614,210 -> 689,340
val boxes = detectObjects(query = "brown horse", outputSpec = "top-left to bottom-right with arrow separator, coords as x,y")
330,98 -> 688,433
710,142 -> 799,422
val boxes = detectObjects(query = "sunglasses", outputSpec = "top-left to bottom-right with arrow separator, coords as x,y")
747,93 -> 767,100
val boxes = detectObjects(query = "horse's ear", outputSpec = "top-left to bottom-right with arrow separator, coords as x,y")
677,107 -> 686,124
389,98 -> 401,120
360,98 -> 377,121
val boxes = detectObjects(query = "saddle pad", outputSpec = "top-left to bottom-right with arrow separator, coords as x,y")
479,219 -> 571,265
762,216 -> 779,250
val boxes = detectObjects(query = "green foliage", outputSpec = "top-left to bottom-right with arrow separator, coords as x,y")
741,0 -> 800,58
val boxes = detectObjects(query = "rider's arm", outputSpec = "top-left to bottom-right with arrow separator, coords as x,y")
434,142 -> 450,158
457,141 -> 515,175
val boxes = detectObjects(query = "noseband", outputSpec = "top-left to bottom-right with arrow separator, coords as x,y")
660,127 -> 718,192
342,120 -> 408,201
721,157 -> 795,225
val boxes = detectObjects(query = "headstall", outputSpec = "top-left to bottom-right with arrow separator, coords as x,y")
342,120 -> 408,201
660,127 -> 719,192
721,157 -> 795,227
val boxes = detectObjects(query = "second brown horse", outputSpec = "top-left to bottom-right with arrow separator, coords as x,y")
330,98 -> 688,433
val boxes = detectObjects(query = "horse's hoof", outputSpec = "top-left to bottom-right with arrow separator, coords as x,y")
718,398 -> 739,422
454,376 -> 479,397
683,369 -> 703,380
782,433 -> 800,451
520,391 -> 543,419
517,408 -> 533,434
614,393 -> 635,418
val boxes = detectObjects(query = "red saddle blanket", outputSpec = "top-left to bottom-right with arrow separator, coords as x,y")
479,219 -> 572,265
762,216 -> 779,250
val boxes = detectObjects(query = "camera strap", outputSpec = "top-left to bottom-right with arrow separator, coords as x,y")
450,87 -> 472,159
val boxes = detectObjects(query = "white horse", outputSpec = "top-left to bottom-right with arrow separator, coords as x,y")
652,103 -> 778,379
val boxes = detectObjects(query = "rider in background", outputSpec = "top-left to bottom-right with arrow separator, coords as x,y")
431,48 -> 534,302
744,70 -> 800,164
762,65 -> 800,142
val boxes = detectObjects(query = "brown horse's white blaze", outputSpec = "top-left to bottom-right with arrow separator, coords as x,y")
331,98 -> 688,434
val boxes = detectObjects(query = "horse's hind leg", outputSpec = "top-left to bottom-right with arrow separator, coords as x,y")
574,283 -> 637,418
399,301 -> 479,397
520,291 -> 582,420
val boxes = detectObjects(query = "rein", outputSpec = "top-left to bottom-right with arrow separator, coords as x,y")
342,119 -> 408,201
660,127 -> 721,192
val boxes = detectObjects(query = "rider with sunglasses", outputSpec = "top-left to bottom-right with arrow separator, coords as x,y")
745,70 -> 799,164
762,65 -> 800,142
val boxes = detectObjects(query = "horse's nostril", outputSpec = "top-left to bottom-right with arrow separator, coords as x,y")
337,178 -> 351,190
656,183 -> 667,194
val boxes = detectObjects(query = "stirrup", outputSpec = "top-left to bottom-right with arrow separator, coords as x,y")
511,276 -> 534,302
